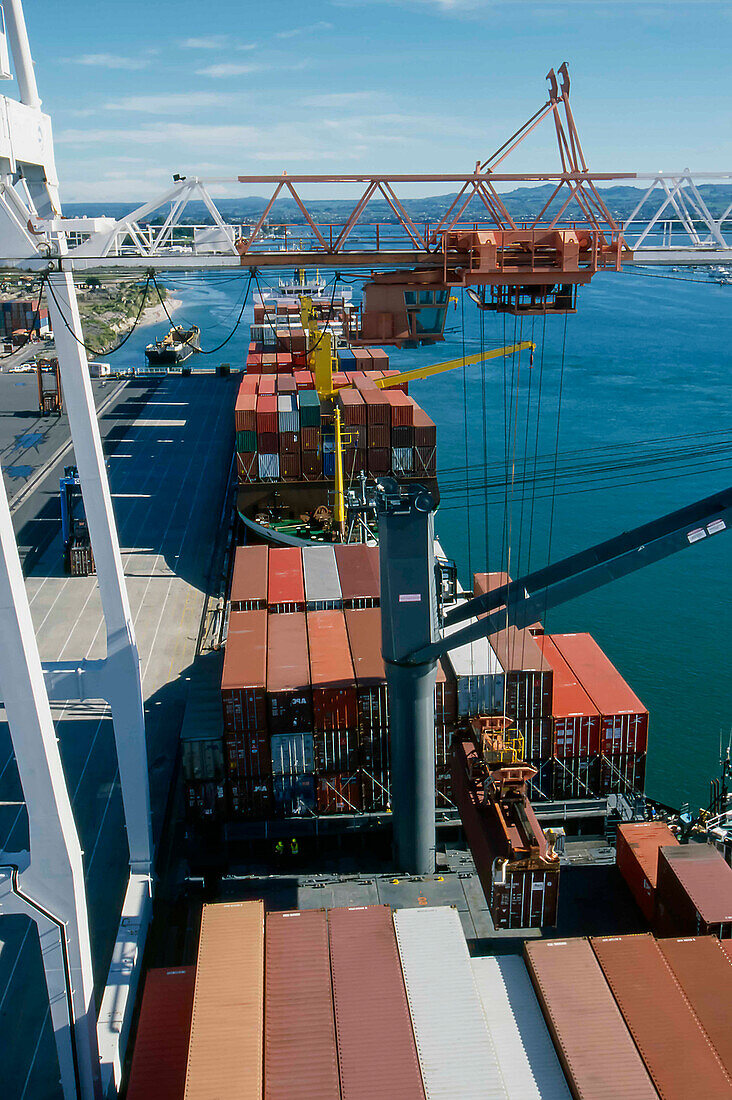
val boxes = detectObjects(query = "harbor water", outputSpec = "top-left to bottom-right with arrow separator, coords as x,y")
117,267 -> 730,812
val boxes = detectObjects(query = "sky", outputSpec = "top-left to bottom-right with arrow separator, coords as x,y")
12,0 -> 732,202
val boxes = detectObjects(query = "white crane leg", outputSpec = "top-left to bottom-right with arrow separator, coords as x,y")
0,472 -> 101,1100
45,270 -> 153,875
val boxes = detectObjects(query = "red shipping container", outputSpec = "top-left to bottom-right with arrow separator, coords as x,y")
221,610 -> 267,732
368,348 -> 389,369
616,821 -> 679,922
599,752 -> 646,796
256,393 -> 278,435
550,633 -> 648,755
294,370 -> 314,389
125,967 -> 195,1100
292,351 -> 309,368
328,906 -> 425,1100
385,389 -> 413,426
302,451 -> 323,480
268,547 -> 304,612
538,635 -> 600,757
264,910 -> 340,1100
236,452 -> 257,483
331,371 -> 349,388
337,387 -> 366,425
276,352 -> 292,369
381,369 -> 408,394
258,376 -> 276,395
335,544 -> 380,607
235,392 -> 256,433
257,432 -> 279,455
316,773 -> 362,814
351,348 -> 372,368
224,728 -> 271,778
266,612 -> 312,734
280,451 -> 301,480
230,544 -> 268,611
412,404 -> 437,447
656,843 -> 732,938
307,611 -> 357,731
246,354 -> 262,373
279,430 -> 299,455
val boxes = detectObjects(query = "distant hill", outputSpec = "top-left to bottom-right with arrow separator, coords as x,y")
63,182 -> 732,226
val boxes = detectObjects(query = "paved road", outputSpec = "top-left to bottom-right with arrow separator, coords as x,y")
0,373 -> 236,1098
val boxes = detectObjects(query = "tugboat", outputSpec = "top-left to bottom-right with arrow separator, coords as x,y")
145,324 -> 201,365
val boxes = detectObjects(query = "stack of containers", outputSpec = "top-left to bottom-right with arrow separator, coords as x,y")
0,298 -> 49,339
298,388 -> 322,480
335,543 -> 380,608
538,635 -> 601,801
443,616 -> 504,718
277,392 -> 300,480
387,389 -> 414,476
267,612 -> 314,817
336,387 -> 367,476
434,660 -> 458,806
548,633 -> 648,796
124,967 -> 196,1100
256,389 -> 279,480
307,610 -> 361,813
412,402 -> 437,477
345,607 -> 390,812
221,610 -> 270,817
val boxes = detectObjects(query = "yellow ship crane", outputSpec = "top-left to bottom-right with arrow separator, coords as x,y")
299,296 -> 535,536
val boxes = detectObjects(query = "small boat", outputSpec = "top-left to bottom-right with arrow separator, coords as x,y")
145,324 -> 201,365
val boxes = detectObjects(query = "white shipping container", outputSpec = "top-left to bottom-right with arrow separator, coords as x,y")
302,545 -> 342,609
393,906 -> 508,1100
471,956 -> 571,1100
258,452 -> 280,480
270,732 -> 314,775
444,618 -> 504,716
277,394 -> 299,433
391,446 -> 413,474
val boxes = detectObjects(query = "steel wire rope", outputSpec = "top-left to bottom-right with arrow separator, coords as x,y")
44,272 -> 152,358
514,312 -> 537,674
525,311 -> 547,579
540,311 -> 569,634
151,270 -> 253,354
461,289 -> 473,585
163,273 -> 253,333
479,303 -> 490,590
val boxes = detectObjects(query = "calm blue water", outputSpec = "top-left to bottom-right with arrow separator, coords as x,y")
114,268 -> 731,812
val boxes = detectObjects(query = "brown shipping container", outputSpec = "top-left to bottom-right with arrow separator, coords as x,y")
230,545 -> 268,611
657,936 -> 732,1075
385,389 -> 413,426
307,611 -> 357,730
125,967 -> 195,1100
256,393 -> 278,435
656,844 -> 732,938
235,392 -> 256,433
301,426 -> 320,451
412,404 -> 437,448
228,775 -> 273,818
328,906 -> 425,1100
280,451 -> 302,480
266,612 -> 312,733
590,933 -> 732,1099
264,909 -> 340,1100
524,938 -> 659,1100
361,386 -> 390,427
316,772 -> 362,813
599,751 -> 646,796
302,450 -> 323,480
723,940 -> 732,964
224,729 -> 271,778
335,544 -> 380,607
550,632 -> 649,755
314,727 -> 360,773
490,622 -> 553,720
185,901 -> 264,1099
337,387 -> 366,426
237,452 -> 257,484
616,821 -> 679,923
221,611 -> 267,732
368,447 -> 391,475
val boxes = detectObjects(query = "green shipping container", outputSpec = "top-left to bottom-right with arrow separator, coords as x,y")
297,390 -> 321,428
236,430 -> 257,453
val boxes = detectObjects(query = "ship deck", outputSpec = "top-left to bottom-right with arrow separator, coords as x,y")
0,373 -> 237,1099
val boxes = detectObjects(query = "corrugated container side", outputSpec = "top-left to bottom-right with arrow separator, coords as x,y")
329,906 -> 425,1100
538,635 -> 600,757
270,732 -> 314,775
266,611 -> 312,733
471,956 -> 571,1100
230,544 -> 268,611
656,936 -> 732,1075
264,909 -> 340,1100
185,901 -> 264,1099
307,610 -> 358,730
221,611 -> 267,732
125,967 -> 196,1100
394,906 -> 506,1099
590,933 -> 732,1099
314,727 -> 360,773
656,843 -> 732,937
616,822 -> 679,923
444,618 -> 503,717
524,938 -> 659,1100
316,772 -> 362,813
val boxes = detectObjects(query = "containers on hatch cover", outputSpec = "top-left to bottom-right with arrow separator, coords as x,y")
394,905 -> 506,1100
615,821 -> 679,923
328,906 -> 425,1100
307,611 -> 357,731
302,545 -> 342,610
221,610 -> 267,733
538,635 -> 600,759
345,607 -> 388,756
444,617 -> 503,717
656,936 -> 732,1076
655,842 -> 732,938
549,633 -> 648,755
266,611 -> 312,733
590,933 -> 732,1099
267,547 -> 305,612
470,955 -> 571,1100
488,622 -> 553,720
334,544 -> 380,608
185,900 -> 264,1100
125,967 -> 195,1100
524,938 -> 658,1100
264,909 -> 340,1100
230,544 -> 268,611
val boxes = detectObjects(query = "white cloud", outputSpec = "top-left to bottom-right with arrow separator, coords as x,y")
72,53 -> 149,70
104,92 -> 235,113
196,62 -> 263,78
178,35 -> 257,50
275,21 -> 333,38
302,91 -> 383,107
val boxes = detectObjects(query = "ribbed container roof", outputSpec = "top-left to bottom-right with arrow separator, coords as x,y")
302,545 -> 342,603
394,906 -> 507,1100
471,955 -> 571,1100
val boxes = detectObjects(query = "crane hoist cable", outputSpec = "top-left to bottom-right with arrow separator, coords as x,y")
541,310 -> 569,632
151,271 -> 253,355
45,272 -> 152,358
461,289 -> 473,584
